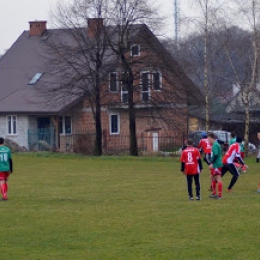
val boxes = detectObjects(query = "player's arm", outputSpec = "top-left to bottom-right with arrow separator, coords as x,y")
180,153 -> 185,173
197,150 -> 203,170
181,162 -> 185,172
9,158 -> 13,173
235,153 -> 245,165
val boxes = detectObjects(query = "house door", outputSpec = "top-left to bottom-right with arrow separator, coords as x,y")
152,133 -> 159,152
37,117 -> 50,129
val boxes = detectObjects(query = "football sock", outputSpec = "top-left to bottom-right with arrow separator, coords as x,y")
212,180 -> 217,195
0,183 -> 6,199
4,183 -> 8,193
218,182 -> 223,197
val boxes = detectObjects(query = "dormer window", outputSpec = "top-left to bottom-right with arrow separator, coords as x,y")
28,72 -> 43,85
130,44 -> 140,56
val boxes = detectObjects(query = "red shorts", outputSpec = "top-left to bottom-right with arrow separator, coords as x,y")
211,168 -> 222,176
241,152 -> 245,159
0,172 -> 10,181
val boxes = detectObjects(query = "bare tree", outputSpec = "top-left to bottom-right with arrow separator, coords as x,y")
44,0 -> 190,156
228,0 -> 260,155
43,0 -> 117,156
103,0 -> 162,156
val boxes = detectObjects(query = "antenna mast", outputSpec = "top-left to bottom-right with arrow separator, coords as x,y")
97,0 -> 102,18
174,0 -> 179,46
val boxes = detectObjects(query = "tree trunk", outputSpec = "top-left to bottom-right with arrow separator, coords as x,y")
244,111 -> 250,157
128,86 -> 138,156
121,54 -> 138,156
94,97 -> 103,156
93,54 -> 103,156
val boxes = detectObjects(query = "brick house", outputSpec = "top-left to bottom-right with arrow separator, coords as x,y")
0,19 -> 201,154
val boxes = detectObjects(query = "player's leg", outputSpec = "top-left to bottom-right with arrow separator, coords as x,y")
210,169 -> 217,196
227,163 -> 240,191
194,174 -> 201,200
215,170 -> 223,199
0,172 -> 9,200
4,181 -> 8,193
221,164 -> 229,177
186,175 -> 193,200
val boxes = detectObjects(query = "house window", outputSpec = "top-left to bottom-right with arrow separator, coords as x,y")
110,114 -> 120,134
130,44 -> 140,56
28,72 -> 43,85
109,72 -> 118,92
59,116 -> 72,134
7,116 -> 17,135
141,72 -> 150,102
121,72 -> 129,103
152,72 -> 162,91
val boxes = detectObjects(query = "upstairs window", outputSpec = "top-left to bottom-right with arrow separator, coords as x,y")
7,115 -> 17,135
29,72 -> 43,85
152,72 -> 162,91
109,72 -> 118,92
141,72 -> 150,102
121,72 -> 129,103
130,44 -> 140,56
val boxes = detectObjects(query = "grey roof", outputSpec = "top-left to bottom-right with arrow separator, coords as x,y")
0,30 -> 85,114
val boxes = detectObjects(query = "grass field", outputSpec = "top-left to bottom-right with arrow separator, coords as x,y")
1,153 -> 260,260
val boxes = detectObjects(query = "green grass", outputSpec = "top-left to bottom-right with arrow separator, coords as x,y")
1,154 -> 260,259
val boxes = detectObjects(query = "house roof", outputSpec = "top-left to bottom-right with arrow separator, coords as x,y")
0,22 -> 201,115
0,29 -> 84,114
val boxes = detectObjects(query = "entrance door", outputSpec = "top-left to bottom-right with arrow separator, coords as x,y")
152,133 -> 159,152
37,117 -> 50,129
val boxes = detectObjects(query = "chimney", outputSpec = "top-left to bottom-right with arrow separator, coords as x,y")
87,18 -> 104,37
29,21 -> 47,36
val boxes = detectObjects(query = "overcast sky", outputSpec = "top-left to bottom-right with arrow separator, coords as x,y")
0,0 -> 194,54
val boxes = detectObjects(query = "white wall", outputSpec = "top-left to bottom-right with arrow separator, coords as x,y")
0,115 -> 30,149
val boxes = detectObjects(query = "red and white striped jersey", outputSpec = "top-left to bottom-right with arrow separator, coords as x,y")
223,143 -> 242,164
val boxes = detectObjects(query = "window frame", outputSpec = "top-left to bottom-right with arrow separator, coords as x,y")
109,114 -> 120,135
28,72 -> 43,85
6,115 -> 17,135
109,72 -> 119,92
140,71 -> 151,102
152,71 -> 162,91
130,44 -> 140,57
59,116 -> 72,135
121,72 -> 129,103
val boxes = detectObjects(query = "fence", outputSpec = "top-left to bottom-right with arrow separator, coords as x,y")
61,132 -> 186,156
28,128 -> 56,151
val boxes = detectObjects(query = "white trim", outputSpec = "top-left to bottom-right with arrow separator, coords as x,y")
6,115 -> 17,135
109,113 -> 120,135
130,44 -> 140,57
109,72 -> 119,92
59,116 -> 72,135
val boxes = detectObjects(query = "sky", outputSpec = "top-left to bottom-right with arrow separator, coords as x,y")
0,0 -> 194,54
